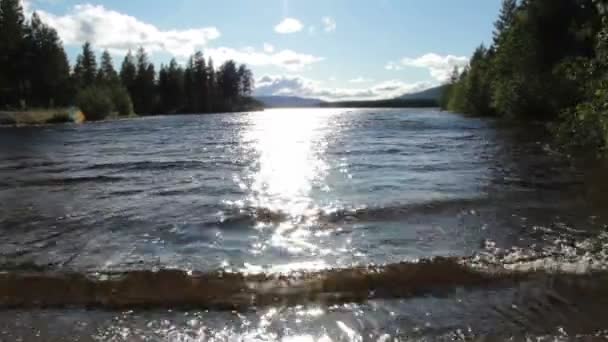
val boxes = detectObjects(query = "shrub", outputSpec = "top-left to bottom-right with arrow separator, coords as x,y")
557,100 -> 608,154
109,85 -> 134,116
76,86 -> 113,121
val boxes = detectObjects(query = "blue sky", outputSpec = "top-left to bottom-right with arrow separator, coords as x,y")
25,0 -> 502,100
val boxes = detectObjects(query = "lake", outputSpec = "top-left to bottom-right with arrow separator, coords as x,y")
1,108 -> 608,340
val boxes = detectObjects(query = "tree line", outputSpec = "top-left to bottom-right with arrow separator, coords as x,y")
0,0 -> 258,119
442,0 -> 608,153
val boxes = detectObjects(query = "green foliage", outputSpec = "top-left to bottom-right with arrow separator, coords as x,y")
25,12 -> 71,107
120,50 -> 137,98
0,2 -> 72,109
73,42 -> 97,88
158,59 -> 185,113
556,17 -> 608,152
97,50 -> 119,84
76,83 -> 133,121
76,86 -> 113,121
0,0 -> 26,107
443,0 -> 608,153
132,47 -> 157,114
0,2 -> 254,117
109,85 -> 134,116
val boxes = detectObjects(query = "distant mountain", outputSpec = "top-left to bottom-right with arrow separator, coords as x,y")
255,96 -> 323,108
321,98 -> 438,108
256,86 -> 447,109
399,85 -> 448,101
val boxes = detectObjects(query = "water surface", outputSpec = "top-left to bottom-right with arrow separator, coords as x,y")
1,108 -> 608,340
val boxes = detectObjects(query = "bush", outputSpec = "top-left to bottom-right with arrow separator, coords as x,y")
76,86 -> 113,121
557,99 -> 608,154
109,85 -> 134,116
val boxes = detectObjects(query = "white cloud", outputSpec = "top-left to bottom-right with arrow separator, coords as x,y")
322,16 -> 336,33
400,53 -> 469,82
254,75 -> 431,101
263,43 -> 275,53
36,4 -> 220,58
21,0 -> 32,15
385,61 -> 403,71
205,47 -> 323,72
349,77 -> 374,84
274,17 -> 303,34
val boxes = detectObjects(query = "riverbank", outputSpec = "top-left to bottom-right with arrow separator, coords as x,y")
0,105 -> 266,127
0,109 -> 84,126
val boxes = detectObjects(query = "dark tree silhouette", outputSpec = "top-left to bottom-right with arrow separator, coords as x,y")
0,0 -> 26,107
97,50 -> 119,84
0,5 -> 258,116
25,12 -> 71,107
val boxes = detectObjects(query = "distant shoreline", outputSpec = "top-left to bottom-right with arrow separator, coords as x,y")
0,106 -> 267,127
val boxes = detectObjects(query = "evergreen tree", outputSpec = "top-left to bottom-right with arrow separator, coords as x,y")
133,47 -> 156,114
25,12 -> 71,107
73,42 -> 97,88
237,64 -> 254,96
218,60 -> 239,101
192,51 -> 207,112
462,45 -> 494,116
183,56 -> 194,112
120,50 -> 137,98
158,58 -> 184,113
493,0 -> 518,48
207,57 -> 217,111
0,0 -> 26,107
97,50 -> 118,84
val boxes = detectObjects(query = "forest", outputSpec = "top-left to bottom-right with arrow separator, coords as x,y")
0,0 -> 259,120
443,0 -> 608,153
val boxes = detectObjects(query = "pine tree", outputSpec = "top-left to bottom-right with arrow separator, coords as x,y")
237,64 -> 253,96
158,58 -> 184,113
207,57 -> 217,111
73,42 -> 97,88
120,50 -> 137,102
133,47 -> 156,114
26,12 -> 71,107
192,51 -> 207,112
218,60 -> 239,101
0,0 -> 26,107
97,50 -> 118,84
493,0 -> 518,47
184,56 -> 194,112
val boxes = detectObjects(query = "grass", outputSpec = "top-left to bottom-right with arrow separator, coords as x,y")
0,108 -> 139,127
0,109 -> 75,126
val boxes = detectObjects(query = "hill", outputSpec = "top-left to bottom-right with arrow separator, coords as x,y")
254,96 -> 324,108
399,85 -> 447,101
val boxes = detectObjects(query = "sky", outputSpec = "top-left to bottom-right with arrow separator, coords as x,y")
22,0 -> 503,101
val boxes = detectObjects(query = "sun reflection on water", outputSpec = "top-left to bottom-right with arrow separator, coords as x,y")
237,109 -> 340,272
242,109 -> 334,217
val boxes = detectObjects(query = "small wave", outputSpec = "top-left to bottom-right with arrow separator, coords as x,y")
0,257 -> 523,310
0,160 -> 59,171
326,198 -> 486,223
85,160 -> 210,172
216,207 -> 290,228
3,231 -> 608,311
215,198 -> 485,229
14,175 -> 124,187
